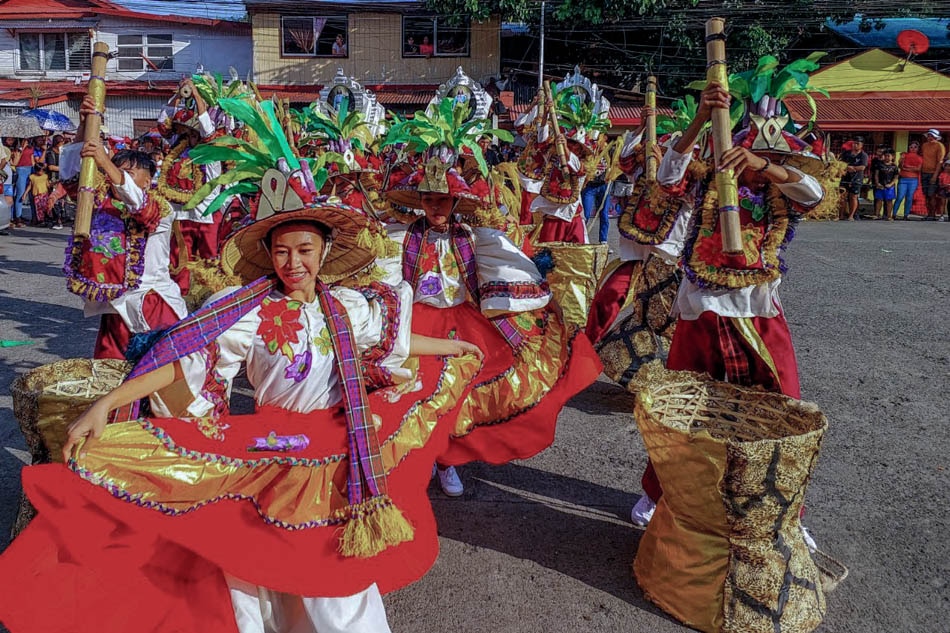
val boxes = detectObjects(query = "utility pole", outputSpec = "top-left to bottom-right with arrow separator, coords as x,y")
538,0 -> 545,90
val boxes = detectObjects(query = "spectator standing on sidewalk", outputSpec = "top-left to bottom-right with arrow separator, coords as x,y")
873,148 -> 899,220
936,160 -> 950,222
22,163 -> 50,226
921,129 -> 946,220
12,138 -> 36,226
895,141 -> 922,219
839,136 -> 868,221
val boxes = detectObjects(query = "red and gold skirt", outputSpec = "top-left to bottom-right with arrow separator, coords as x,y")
0,354 -> 479,633
412,302 -> 602,466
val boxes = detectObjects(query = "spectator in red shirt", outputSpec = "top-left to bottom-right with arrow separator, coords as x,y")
419,35 -> 434,57
895,141 -> 922,220
12,138 -> 36,226
937,160 -> 950,221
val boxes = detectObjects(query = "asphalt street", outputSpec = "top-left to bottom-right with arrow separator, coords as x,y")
0,219 -> 947,632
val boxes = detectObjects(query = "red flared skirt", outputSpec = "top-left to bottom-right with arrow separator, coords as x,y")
411,302 -> 602,466
0,353 -> 479,633
537,213 -> 588,244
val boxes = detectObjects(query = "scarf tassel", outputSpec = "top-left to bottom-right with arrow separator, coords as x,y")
339,494 -> 414,558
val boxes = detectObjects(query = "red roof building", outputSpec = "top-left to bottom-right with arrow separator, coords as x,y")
785,49 -> 950,155
0,0 -> 252,136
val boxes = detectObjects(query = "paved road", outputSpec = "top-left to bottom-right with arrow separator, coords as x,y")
0,220 -> 947,632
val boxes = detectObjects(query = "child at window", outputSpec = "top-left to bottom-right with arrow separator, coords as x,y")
332,33 -> 347,56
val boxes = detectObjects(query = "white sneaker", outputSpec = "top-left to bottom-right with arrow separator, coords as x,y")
630,496 -> 656,526
437,466 -> 464,497
800,525 -> 818,553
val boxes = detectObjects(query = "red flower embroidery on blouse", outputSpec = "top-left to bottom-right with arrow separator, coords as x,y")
418,240 -> 439,275
258,297 -> 304,360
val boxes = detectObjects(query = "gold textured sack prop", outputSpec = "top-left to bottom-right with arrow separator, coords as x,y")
535,241 -> 610,328
10,359 -> 131,538
633,366 -> 828,633
596,256 -> 680,389
781,156 -> 846,221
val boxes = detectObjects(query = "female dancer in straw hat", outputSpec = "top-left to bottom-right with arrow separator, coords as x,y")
382,99 -> 603,496
0,99 -> 482,633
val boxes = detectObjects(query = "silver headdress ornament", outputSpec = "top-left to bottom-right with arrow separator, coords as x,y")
319,68 -> 387,137
557,65 -> 610,120
429,66 -> 493,122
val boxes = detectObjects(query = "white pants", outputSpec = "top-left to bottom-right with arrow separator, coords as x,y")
226,574 -> 392,633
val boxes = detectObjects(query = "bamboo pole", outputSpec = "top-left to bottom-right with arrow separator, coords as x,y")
74,42 -> 110,238
705,18 -> 742,254
644,75 -> 658,183
542,80 -> 571,177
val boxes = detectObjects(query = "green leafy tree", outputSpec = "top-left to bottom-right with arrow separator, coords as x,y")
426,0 -> 943,94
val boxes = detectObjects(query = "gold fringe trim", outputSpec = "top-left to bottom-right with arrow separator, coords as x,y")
686,180 -> 791,290
338,495 -> 414,558
156,141 -> 206,205
617,179 -> 683,246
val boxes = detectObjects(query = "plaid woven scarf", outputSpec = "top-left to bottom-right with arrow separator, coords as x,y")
403,218 -> 526,350
115,275 -> 277,421
316,279 -> 388,505
115,274 -> 388,509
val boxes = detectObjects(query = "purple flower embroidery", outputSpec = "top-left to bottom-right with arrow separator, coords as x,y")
89,233 -> 126,258
738,186 -> 765,208
91,211 -> 125,233
284,350 -> 312,383
418,274 -> 443,297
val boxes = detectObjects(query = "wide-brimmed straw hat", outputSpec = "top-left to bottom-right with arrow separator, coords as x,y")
385,150 -> 486,214
221,167 -> 374,284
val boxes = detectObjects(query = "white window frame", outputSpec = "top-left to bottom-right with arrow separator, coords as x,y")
116,33 -> 175,72
17,32 -> 91,72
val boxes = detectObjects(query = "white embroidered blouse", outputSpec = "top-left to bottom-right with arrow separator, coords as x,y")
150,286 -> 412,419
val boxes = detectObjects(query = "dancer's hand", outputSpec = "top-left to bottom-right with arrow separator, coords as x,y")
63,400 -> 110,461
718,146 -> 768,177
447,339 -> 484,360
696,82 -> 731,123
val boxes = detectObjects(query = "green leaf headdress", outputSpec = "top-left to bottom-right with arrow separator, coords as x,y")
186,97 -> 315,216
656,94 -> 702,136
381,97 -> 512,177
552,85 -> 611,139
382,97 -> 512,212
291,99 -> 377,175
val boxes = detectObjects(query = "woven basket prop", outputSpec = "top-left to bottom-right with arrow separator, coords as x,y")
596,256 -> 680,389
535,241 -> 610,328
10,358 -> 130,538
632,366 -> 828,633
782,156 -> 846,222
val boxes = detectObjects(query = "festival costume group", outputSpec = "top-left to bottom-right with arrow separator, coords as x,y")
1,53 -> 838,633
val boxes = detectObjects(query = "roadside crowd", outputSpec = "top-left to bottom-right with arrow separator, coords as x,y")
837,129 -> 949,222
0,132 -> 167,233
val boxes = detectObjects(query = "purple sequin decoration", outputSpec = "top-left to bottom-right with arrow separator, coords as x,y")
284,350 -> 312,383
248,431 -> 310,452
418,274 -> 443,297
91,211 -> 125,233
738,186 -> 765,208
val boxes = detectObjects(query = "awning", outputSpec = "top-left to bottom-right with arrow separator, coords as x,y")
507,103 -> 672,127
374,91 -> 434,106
786,93 -> 950,132
0,18 -> 98,30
